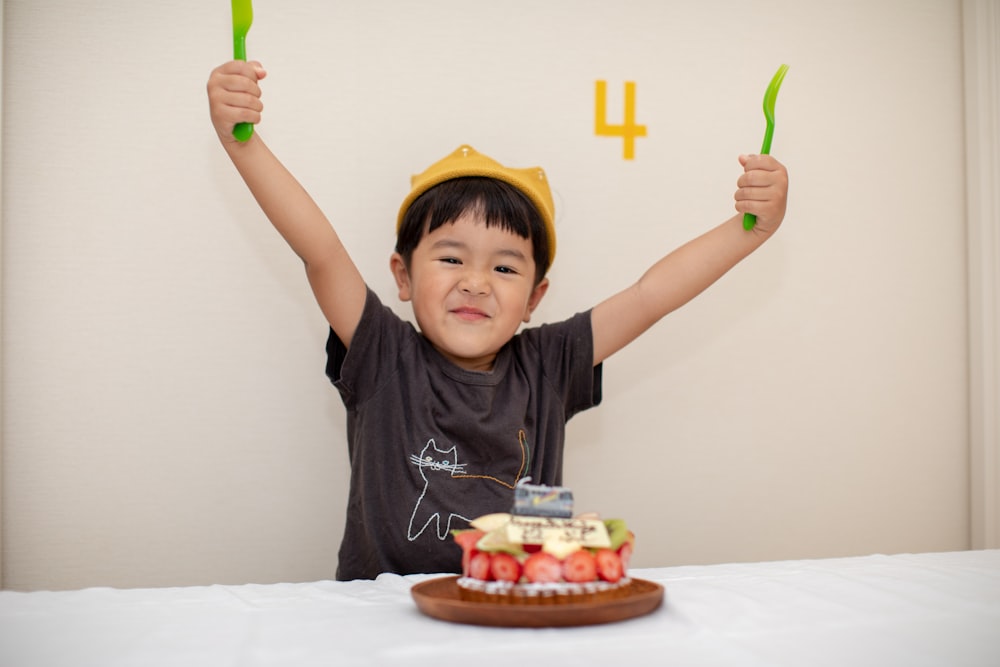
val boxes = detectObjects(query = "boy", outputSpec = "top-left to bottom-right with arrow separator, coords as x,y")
207,60 -> 789,580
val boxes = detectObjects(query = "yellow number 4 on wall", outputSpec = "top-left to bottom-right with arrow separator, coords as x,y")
595,80 -> 647,160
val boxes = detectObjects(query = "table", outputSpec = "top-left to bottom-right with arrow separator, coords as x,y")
2,550 -> 998,666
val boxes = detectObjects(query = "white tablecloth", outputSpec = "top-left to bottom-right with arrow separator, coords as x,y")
2,550 -> 998,667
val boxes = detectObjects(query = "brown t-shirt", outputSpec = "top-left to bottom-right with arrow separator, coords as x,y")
326,288 -> 602,580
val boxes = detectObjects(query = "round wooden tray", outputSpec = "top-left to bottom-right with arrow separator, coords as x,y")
411,576 -> 664,628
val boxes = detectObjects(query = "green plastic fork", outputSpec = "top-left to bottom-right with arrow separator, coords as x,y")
743,64 -> 789,230
231,0 -> 254,142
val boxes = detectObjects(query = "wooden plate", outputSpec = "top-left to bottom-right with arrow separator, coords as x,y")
411,576 -> 664,628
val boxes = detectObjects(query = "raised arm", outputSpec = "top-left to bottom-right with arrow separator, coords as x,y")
207,60 -> 367,347
590,154 -> 788,365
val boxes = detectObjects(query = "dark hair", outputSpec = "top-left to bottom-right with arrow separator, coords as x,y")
395,177 -> 551,283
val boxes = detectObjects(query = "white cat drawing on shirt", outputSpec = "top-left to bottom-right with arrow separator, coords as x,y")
406,430 -> 528,542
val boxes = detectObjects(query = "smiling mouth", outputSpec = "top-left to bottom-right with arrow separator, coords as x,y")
451,307 -> 490,321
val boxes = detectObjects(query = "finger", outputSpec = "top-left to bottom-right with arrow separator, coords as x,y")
208,82 -> 263,114
734,184 -> 777,204
247,60 -> 268,79
227,93 -> 264,115
737,168 -> 783,188
230,105 -> 263,126
742,153 -> 785,173
217,69 -> 261,94
734,195 -> 781,221
734,199 -> 768,218
208,72 -> 262,108
208,90 -> 263,131
210,61 -> 266,93
738,165 -> 788,192
737,170 -> 762,188
221,59 -> 264,76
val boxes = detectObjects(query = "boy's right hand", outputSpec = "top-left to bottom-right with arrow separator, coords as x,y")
206,60 -> 267,144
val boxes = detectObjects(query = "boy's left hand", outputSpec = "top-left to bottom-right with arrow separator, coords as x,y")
734,154 -> 788,232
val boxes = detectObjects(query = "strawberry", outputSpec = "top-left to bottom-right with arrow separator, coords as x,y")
523,552 -> 562,583
522,543 -> 543,554
617,537 -> 634,570
489,552 -> 523,583
562,550 -> 597,583
453,529 -> 485,577
468,551 -> 493,581
452,529 -> 484,554
595,548 -> 624,582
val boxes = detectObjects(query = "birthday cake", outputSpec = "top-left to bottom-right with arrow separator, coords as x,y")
452,480 -> 635,604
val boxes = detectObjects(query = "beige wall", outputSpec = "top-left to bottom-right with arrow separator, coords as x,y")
0,0 -> 993,590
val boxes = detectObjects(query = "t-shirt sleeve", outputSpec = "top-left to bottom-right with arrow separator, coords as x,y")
527,310 -> 603,420
325,288 -> 414,411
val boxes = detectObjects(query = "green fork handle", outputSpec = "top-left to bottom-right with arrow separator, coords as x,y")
742,123 -> 775,230
232,35 -> 254,142
743,64 -> 788,230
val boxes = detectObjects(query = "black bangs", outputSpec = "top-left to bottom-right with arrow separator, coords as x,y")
395,177 -> 551,282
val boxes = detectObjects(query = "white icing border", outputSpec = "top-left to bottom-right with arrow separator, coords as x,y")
457,576 -> 631,597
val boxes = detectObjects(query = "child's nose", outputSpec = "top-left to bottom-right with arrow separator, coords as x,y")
459,269 -> 490,296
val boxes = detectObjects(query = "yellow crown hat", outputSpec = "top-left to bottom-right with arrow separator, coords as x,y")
396,145 -> 556,266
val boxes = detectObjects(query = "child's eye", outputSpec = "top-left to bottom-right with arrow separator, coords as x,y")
494,266 -> 518,275
439,257 -> 461,265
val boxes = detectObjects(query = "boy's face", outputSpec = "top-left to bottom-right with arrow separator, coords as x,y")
390,211 -> 549,372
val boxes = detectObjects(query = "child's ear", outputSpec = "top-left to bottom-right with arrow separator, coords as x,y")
389,253 -> 413,302
522,278 -> 550,323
